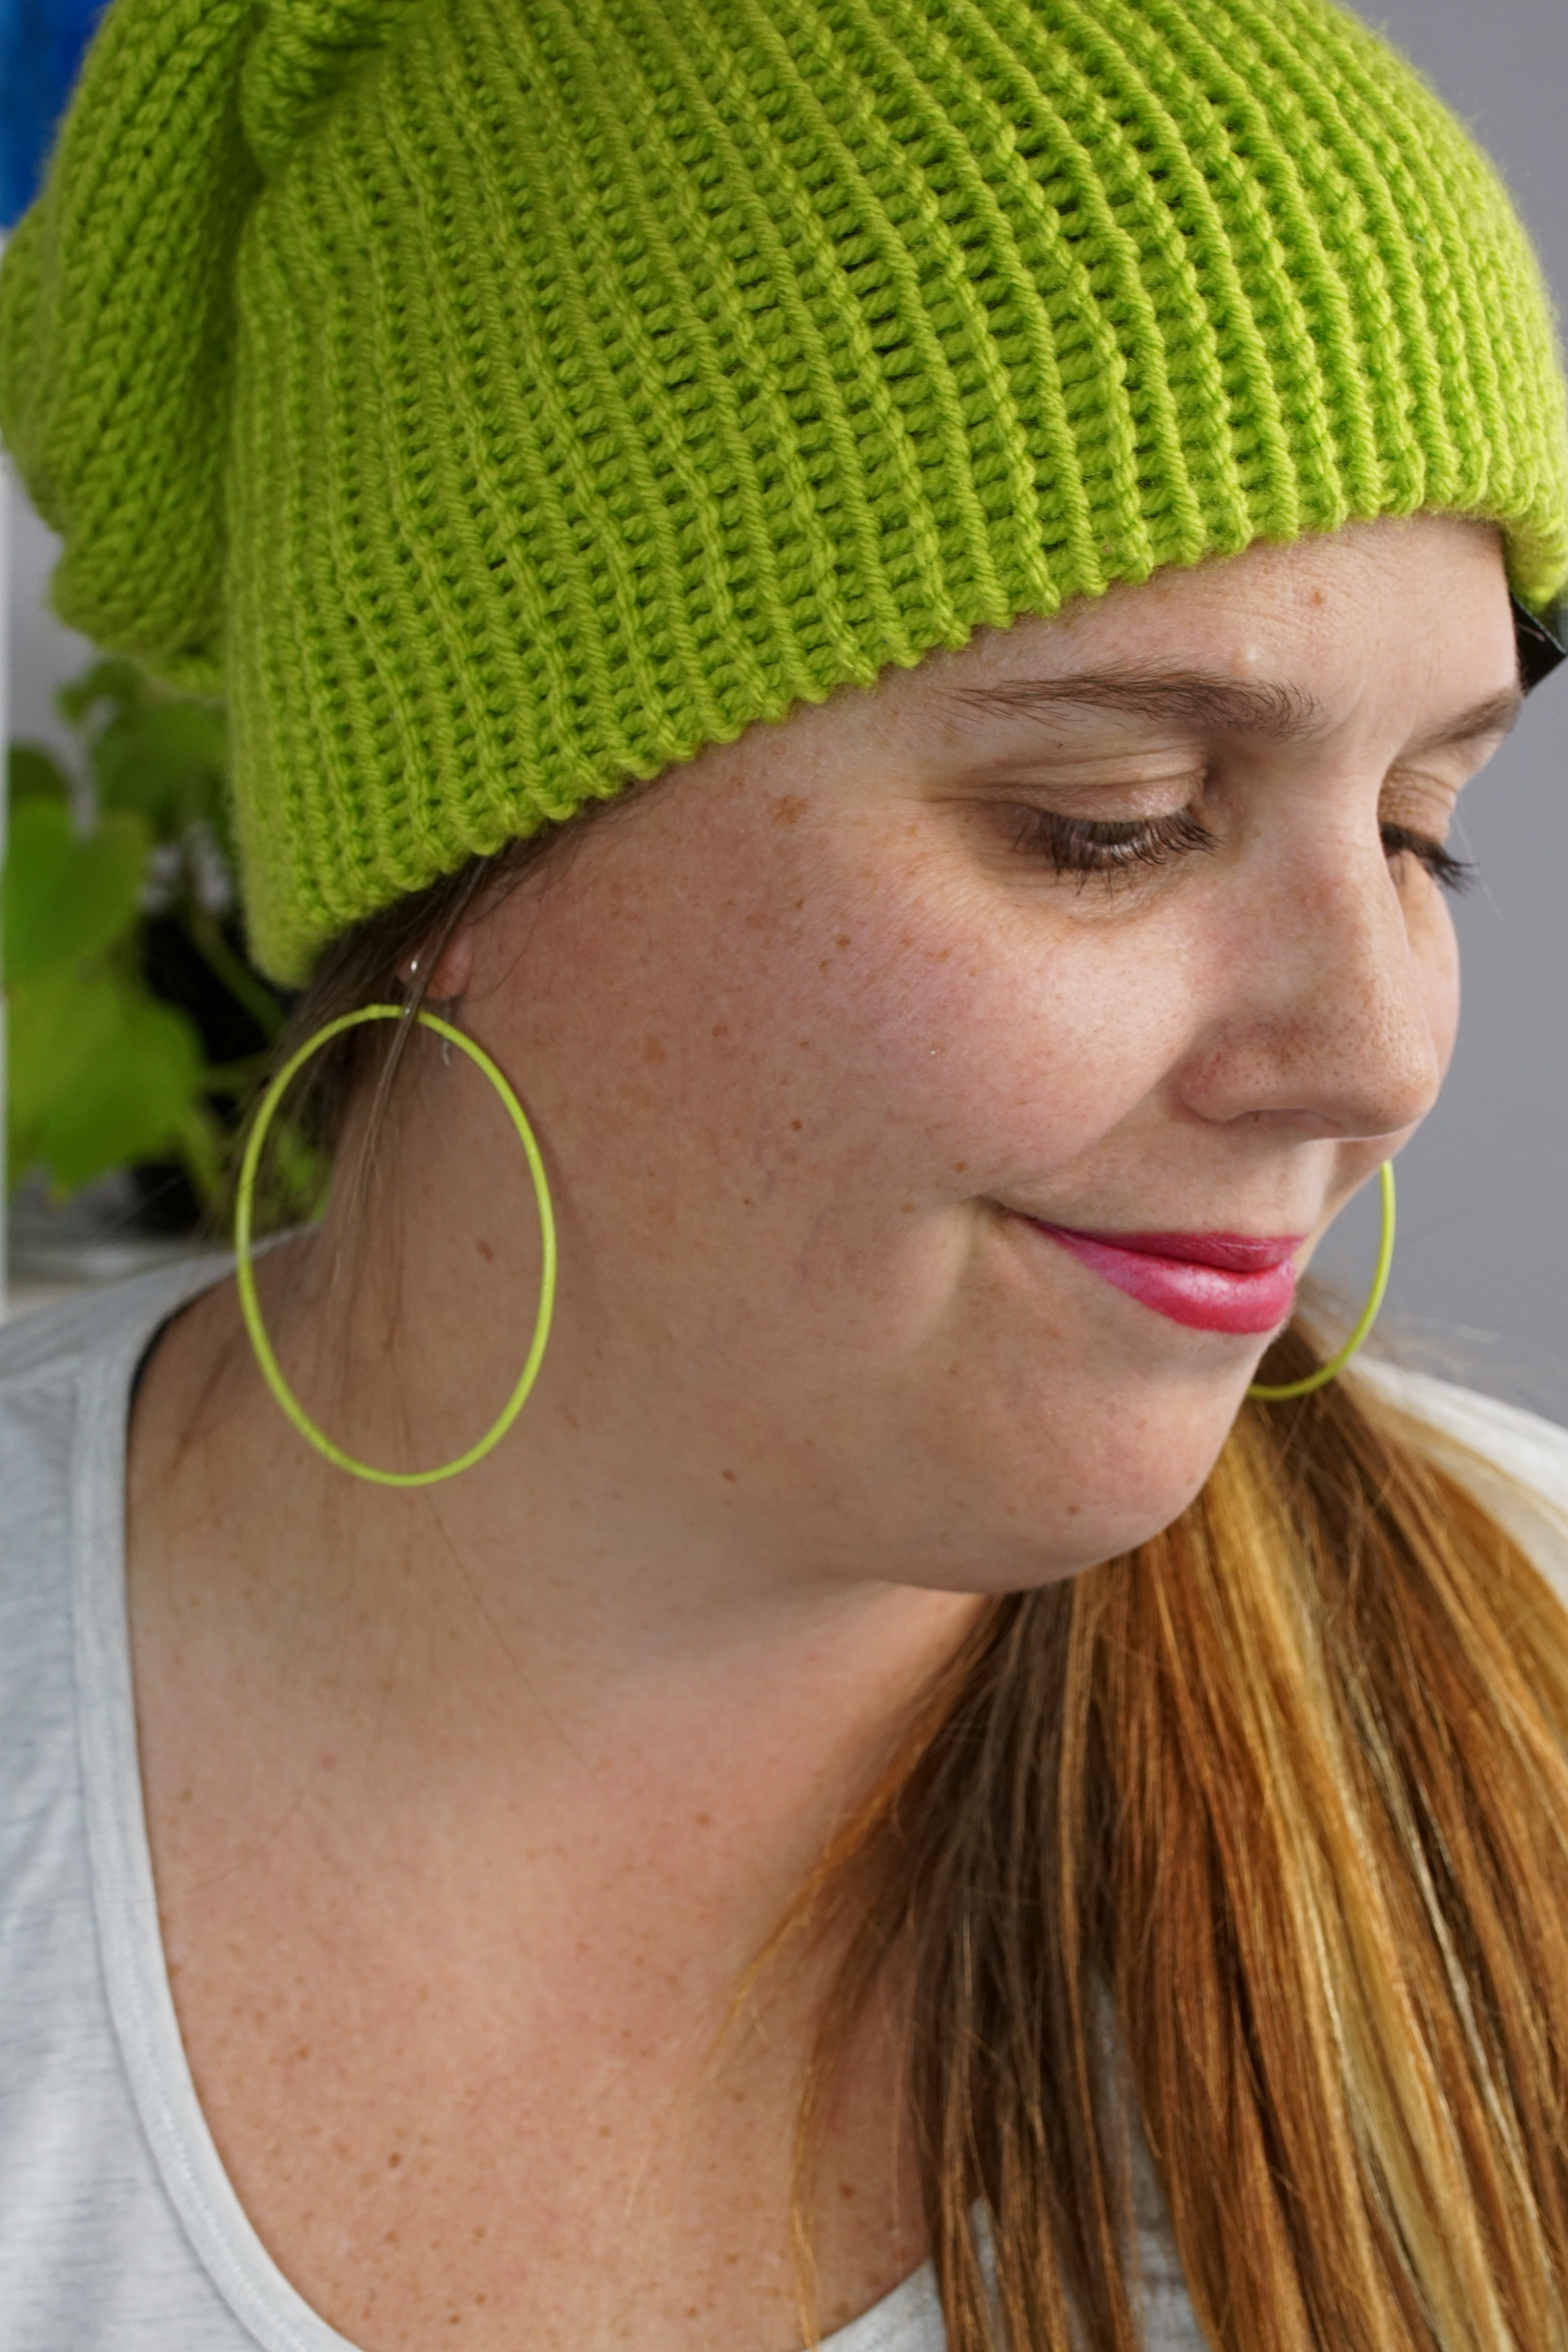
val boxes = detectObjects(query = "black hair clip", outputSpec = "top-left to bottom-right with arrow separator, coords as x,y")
1513,593 -> 1567,693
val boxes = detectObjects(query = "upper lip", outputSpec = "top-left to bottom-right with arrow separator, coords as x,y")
1027,1224 -> 1304,1275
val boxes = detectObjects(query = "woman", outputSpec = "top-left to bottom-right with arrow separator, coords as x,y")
2,1 -> 1568,2347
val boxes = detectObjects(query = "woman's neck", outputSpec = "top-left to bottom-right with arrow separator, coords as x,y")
128,1238 -> 981,1941
123,1251 -> 947,2352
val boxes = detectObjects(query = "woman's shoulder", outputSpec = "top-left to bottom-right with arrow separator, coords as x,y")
0,1260 -> 209,1409
0,1258 -> 229,1750
1354,1359 -> 1568,1606
0,1257 -> 230,1434
0,1260 -> 287,2352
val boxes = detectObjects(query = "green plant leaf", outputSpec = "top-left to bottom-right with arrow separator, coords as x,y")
3,801 -> 152,987
8,742 -> 71,807
7,966 -> 205,1195
8,653 -> 271,1207
56,654 -> 230,842
174,1099 -> 227,1215
93,697 -> 229,832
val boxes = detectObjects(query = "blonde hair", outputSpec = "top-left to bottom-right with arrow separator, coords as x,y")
792,1323 -> 1568,2348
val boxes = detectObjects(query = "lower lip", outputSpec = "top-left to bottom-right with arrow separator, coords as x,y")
1027,1225 -> 1300,1335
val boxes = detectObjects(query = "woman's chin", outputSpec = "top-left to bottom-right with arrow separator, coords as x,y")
888,1441 -> 1232,1596
807,1346 -> 1252,1595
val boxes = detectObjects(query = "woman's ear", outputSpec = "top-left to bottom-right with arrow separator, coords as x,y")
398,925 -> 477,1002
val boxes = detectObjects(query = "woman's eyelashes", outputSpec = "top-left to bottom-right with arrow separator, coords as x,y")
1008,804 -> 1476,896
1011,805 -> 1217,887
1380,822 -> 1477,894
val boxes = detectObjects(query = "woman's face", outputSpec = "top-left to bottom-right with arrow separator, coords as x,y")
450,515 -> 1520,1591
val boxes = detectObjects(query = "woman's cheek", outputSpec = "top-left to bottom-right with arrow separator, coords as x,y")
775,909 -> 1180,1192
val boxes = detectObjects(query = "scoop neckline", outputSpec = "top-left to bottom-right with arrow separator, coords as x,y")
67,1262 -> 943,2352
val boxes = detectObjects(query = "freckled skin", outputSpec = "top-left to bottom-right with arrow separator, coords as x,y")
125,517 -> 1517,2352
345,513 -> 1497,1591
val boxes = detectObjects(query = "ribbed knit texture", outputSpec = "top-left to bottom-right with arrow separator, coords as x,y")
2,0 -> 1565,981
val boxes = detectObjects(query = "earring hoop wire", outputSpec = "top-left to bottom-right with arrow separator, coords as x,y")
234,1005 -> 557,1486
1248,1159 -> 1395,1402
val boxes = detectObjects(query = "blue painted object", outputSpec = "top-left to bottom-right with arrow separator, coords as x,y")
0,0 -> 106,229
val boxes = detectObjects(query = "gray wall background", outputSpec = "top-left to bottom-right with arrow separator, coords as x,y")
1307,0 -> 1568,1412
5,0 -> 1568,1406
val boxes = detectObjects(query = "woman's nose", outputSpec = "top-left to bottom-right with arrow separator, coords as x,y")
1178,824 -> 1449,1144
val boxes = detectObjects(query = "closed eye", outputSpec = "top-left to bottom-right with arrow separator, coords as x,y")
1012,807 -> 1218,886
1010,807 -> 1476,895
1381,823 -> 1476,894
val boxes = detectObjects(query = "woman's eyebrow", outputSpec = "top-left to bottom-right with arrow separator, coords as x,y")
947,669 -> 1327,738
1404,687 -> 1523,756
946,670 -> 1524,751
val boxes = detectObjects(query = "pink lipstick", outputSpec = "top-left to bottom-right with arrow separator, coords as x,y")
1027,1224 -> 1303,1334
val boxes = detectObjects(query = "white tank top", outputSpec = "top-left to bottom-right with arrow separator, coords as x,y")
3,1262 -> 1564,2350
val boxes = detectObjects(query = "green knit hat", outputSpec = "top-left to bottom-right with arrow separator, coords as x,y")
2,0 -> 1565,983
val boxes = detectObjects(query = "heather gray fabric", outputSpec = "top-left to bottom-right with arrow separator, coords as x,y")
3,1264 -> 1564,2350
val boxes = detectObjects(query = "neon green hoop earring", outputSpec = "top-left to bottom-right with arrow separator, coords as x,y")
1249,1160 -> 1395,1403
235,1005 -> 557,1486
